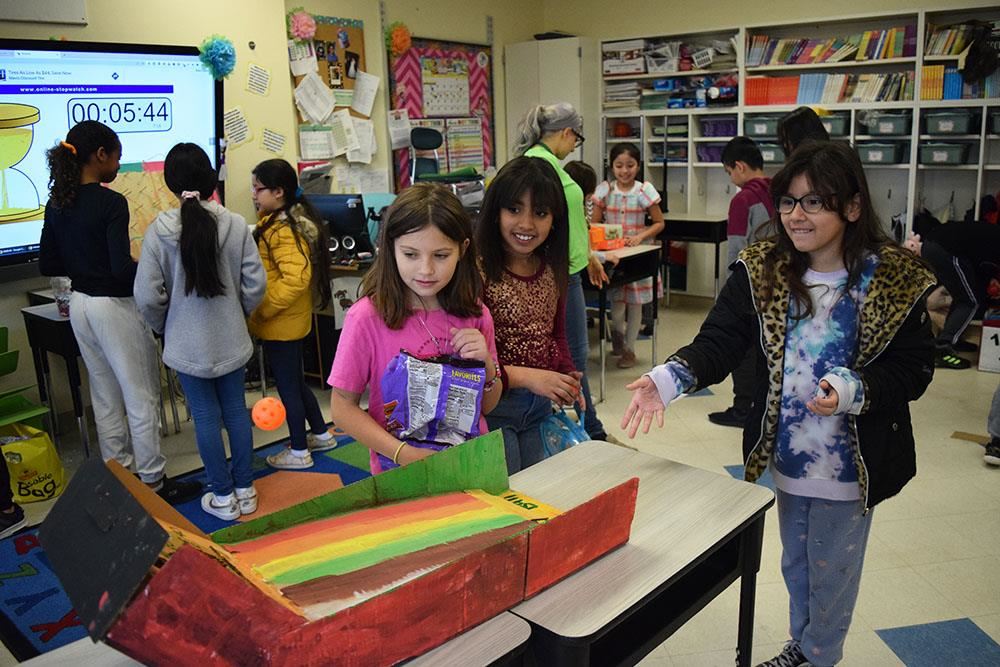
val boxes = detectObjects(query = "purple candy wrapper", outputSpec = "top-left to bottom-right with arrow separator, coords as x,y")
378,351 -> 486,471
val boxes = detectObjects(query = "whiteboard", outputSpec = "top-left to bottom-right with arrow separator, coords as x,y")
0,0 -> 87,25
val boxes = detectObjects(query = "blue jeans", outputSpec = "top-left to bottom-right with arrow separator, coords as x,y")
176,368 -> 254,497
486,388 -> 551,474
777,489 -> 873,666
263,339 -> 328,451
566,272 -> 606,438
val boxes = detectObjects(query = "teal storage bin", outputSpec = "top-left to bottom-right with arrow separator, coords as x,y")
857,142 -> 903,164
821,115 -> 849,137
925,110 -> 973,135
990,111 -> 1000,134
744,116 -> 780,137
865,113 -> 911,136
919,142 -> 969,165
758,143 -> 785,163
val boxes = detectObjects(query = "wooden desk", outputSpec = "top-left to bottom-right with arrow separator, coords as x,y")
583,244 -> 661,402
20,303 -> 90,457
23,611 -> 531,666
510,441 -> 774,667
659,214 -> 727,301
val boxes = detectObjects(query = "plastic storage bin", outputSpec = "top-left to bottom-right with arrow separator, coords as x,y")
745,116 -> 780,137
758,143 -> 785,163
865,113 -> 911,136
857,142 -> 903,164
821,115 -> 849,137
700,117 -> 737,137
992,111 -> 1000,135
925,110 -> 974,135
695,145 -> 724,163
919,142 -> 969,165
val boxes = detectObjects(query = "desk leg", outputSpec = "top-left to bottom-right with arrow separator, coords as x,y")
258,344 -> 268,398
714,242 -> 721,299
63,357 -> 91,459
735,514 -> 766,667
598,289 -> 606,404
164,368 -> 181,433
31,347 -> 60,441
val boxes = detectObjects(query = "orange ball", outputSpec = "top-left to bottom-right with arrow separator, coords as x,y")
252,397 -> 286,431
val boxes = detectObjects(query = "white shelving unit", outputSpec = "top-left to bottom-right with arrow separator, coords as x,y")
598,4 -> 1000,256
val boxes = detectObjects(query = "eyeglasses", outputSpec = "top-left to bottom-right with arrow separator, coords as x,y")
571,128 -> 585,148
251,185 -> 272,195
777,193 -> 826,214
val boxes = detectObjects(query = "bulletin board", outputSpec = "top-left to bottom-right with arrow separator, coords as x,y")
389,37 -> 495,189
292,16 -> 366,93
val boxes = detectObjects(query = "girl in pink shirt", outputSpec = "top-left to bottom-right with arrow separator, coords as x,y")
328,184 -> 500,473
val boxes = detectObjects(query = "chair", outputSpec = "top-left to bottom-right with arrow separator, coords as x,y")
410,127 -> 444,182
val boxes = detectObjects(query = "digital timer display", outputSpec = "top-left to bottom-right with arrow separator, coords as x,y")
65,97 -> 173,134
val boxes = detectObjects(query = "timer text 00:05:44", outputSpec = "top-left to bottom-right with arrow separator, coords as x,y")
66,97 -> 173,134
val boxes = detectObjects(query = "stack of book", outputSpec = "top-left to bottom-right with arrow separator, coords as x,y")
747,72 -> 915,105
920,65 -> 945,100
924,23 -> 992,56
745,25 -> 916,67
603,81 -> 641,111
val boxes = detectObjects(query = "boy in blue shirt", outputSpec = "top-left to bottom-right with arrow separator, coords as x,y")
709,137 -> 775,427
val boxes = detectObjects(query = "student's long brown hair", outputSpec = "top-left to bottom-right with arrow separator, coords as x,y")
361,183 -> 482,329
764,141 -> 892,318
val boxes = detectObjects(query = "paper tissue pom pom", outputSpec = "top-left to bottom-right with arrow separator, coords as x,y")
199,35 -> 236,80
385,22 -> 412,57
288,10 -> 316,42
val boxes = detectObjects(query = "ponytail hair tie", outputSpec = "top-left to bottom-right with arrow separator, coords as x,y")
295,186 -> 304,198
60,141 -> 77,155
180,190 -> 200,200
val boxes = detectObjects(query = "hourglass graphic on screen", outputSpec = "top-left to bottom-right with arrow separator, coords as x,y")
0,103 -> 45,224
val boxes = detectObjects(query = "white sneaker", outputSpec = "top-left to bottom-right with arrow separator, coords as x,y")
307,431 -> 337,453
266,448 -> 313,470
201,492 -> 239,521
235,486 -> 258,515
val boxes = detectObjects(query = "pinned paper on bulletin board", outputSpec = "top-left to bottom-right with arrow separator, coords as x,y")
388,37 -> 495,189
246,63 -> 271,96
292,16 -> 366,95
223,106 -> 252,147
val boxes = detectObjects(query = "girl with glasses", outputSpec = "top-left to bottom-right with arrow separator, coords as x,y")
622,141 -> 936,667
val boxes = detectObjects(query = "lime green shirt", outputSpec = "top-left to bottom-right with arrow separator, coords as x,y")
524,143 -> 589,274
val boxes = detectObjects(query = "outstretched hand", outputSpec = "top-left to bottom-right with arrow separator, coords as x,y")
620,375 -> 665,438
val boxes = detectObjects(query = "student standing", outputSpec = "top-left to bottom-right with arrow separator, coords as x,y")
513,103 -> 614,442
39,121 -> 199,504
476,157 -> 584,473
329,184 -> 499,473
622,142 -> 936,667
248,159 -> 336,470
135,143 -> 266,520
708,137 -> 776,428
591,142 -> 665,369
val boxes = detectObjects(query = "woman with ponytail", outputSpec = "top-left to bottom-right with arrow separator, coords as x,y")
248,159 -> 335,470
134,143 -> 266,520
39,121 -> 200,505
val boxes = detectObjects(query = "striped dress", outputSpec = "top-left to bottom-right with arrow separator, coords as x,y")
594,179 -> 662,305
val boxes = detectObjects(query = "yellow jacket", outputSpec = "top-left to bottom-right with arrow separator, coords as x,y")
248,207 -> 320,341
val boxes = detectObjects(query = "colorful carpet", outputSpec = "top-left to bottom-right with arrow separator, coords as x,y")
0,435 -> 371,661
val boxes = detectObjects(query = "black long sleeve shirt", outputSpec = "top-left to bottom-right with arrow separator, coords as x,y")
39,184 -> 137,296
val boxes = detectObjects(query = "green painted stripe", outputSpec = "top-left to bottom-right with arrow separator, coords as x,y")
268,513 -> 525,585
118,162 -> 144,173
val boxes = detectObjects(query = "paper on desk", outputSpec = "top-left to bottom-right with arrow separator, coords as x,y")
350,71 -> 379,117
329,109 -> 360,156
299,125 -> 336,160
333,89 -> 354,108
347,119 -> 375,164
294,72 -> 335,125
387,109 -> 412,150
246,63 -> 271,96
288,40 -> 318,76
222,107 -> 252,147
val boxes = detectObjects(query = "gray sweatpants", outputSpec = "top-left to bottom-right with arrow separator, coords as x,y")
69,292 -> 165,482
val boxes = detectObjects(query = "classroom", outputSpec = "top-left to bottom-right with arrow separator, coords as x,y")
0,0 -> 998,665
